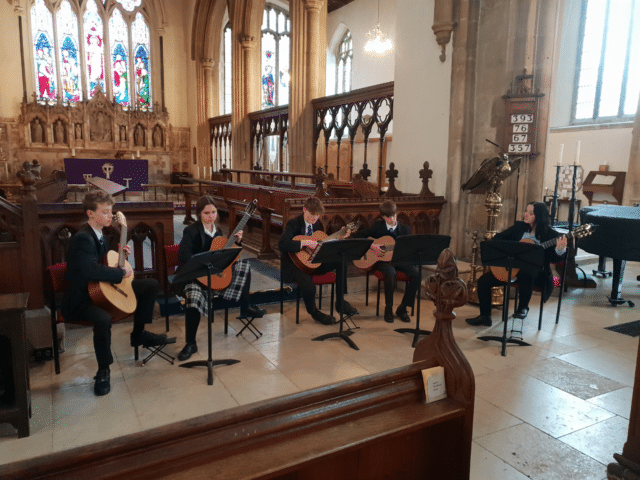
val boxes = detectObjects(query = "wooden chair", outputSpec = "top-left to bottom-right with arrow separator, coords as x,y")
365,269 -> 416,317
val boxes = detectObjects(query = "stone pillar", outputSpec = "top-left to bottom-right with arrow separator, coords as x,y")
622,94 -> 640,205
201,59 -> 214,119
289,0 -> 326,174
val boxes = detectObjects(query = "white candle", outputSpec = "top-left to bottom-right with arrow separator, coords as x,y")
136,150 -> 140,158
71,148 -> 75,157
574,140 -> 581,165
558,144 -> 564,166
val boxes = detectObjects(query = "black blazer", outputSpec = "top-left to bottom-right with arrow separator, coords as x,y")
173,221 -> 224,293
493,221 -> 565,276
356,219 -> 412,239
278,214 -> 323,283
61,224 -> 124,319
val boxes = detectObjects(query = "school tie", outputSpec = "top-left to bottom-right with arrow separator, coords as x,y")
389,227 -> 396,238
306,225 -> 313,236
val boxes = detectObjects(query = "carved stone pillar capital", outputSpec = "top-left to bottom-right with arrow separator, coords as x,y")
240,36 -> 257,50
10,0 -> 23,14
201,59 -> 214,70
303,0 -> 323,13
433,0 -> 456,62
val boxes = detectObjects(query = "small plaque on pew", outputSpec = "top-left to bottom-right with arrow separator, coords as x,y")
422,366 -> 447,403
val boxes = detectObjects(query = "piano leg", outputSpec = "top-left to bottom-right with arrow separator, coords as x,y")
592,255 -> 613,278
607,259 -> 634,306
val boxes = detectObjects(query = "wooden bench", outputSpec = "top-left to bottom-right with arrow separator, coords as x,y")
0,252 -> 473,479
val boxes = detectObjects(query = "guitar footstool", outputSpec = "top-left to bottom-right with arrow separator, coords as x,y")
134,337 -> 177,366
236,315 -> 262,340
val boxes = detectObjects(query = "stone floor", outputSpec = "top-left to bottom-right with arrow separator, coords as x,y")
1,243 -> 639,478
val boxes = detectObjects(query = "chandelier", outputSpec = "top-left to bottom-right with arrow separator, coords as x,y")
364,0 -> 393,57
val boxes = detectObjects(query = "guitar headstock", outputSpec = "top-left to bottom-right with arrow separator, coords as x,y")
573,223 -> 595,239
113,211 -> 127,228
245,199 -> 258,216
344,220 -> 361,233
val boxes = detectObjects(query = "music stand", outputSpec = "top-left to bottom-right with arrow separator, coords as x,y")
173,248 -> 240,385
392,235 -> 451,347
311,238 -> 373,351
477,240 -> 544,356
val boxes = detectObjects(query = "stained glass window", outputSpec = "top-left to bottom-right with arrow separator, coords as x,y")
31,0 -> 57,102
28,0 -> 153,108
336,31 -> 352,95
113,0 -> 141,12
574,0 -> 640,121
84,0 -> 105,97
132,12 -> 151,108
57,1 -> 81,102
223,23 -> 232,114
261,4 -> 290,109
109,8 -> 129,106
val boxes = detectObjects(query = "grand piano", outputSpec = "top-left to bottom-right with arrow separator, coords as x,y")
578,204 -> 640,305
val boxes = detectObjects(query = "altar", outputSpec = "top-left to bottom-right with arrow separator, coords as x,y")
64,158 -> 148,191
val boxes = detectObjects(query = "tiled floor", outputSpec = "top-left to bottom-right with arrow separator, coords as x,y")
1,253 -> 639,479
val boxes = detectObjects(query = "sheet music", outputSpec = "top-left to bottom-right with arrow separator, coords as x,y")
592,174 -> 616,185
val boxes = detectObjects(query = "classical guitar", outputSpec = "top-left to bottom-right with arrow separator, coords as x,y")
88,211 -> 137,321
490,223 -> 595,282
290,221 -> 361,273
352,235 -> 396,271
197,199 -> 258,290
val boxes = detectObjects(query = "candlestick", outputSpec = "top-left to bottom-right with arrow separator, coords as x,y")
558,143 -> 564,166
574,140 -> 580,165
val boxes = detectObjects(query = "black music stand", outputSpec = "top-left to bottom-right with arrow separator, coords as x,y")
174,248 -> 240,385
311,238 -> 373,351
393,235 -> 451,347
477,240 -> 544,356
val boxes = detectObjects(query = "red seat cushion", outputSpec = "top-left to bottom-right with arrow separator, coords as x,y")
372,270 -> 410,282
164,244 -> 181,269
311,272 -> 336,285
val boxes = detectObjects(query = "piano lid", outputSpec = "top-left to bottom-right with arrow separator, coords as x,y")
578,205 -> 640,261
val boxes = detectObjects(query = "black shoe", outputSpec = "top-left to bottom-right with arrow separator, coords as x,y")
465,315 -> 492,327
312,310 -> 336,325
94,368 -> 110,396
177,343 -> 197,361
384,307 -> 394,323
336,300 -> 358,315
130,331 -> 170,348
241,305 -> 266,318
514,307 -> 529,319
395,305 -> 411,323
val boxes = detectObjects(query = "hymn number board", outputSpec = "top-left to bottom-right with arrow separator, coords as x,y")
504,96 -> 540,157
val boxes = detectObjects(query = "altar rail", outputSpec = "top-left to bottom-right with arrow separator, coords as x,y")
0,283 -> 474,479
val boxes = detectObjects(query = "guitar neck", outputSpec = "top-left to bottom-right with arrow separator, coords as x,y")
223,213 -> 251,248
118,225 -> 127,268
539,231 -> 573,250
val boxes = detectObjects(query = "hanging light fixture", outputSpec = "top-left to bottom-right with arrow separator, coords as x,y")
364,0 -> 393,57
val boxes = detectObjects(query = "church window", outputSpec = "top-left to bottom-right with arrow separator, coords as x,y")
28,0 -> 153,108
574,0 -> 640,121
261,4 -> 290,109
31,0 -> 58,102
336,30 -> 352,94
57,1 -> 82,102
223,22 -> 232,114
109,8 -> 130,106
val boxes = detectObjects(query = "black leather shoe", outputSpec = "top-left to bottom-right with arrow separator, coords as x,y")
396,306 -> 411,323
312,310 -> 336,325
94,368 -> 110,396
242,305 -> 266,318
130,331 -> 170,348
336,300 -> 358,315
384,307 -> 394,323
465,315 -> 492,327
514,307 -> 529,319
177,343 -> 197,361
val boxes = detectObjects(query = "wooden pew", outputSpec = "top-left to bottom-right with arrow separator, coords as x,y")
0,251 -> 474,480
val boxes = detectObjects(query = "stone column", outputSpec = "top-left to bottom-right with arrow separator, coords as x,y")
622,94 -> 640,205
289,0 -> 326,174
201,59 -> 214,119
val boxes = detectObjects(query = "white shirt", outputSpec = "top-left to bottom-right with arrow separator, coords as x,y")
92,226 -> 104,243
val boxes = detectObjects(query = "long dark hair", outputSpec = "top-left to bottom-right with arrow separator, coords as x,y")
530,201 -> 551,240
195,195 -> 218,223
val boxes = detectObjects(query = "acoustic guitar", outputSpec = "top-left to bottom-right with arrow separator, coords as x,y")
352,235 -> 396,271
88,211 -> 137,321
490,223 -> 595,282
197,199 -> 258,290
290,221 -> 361,273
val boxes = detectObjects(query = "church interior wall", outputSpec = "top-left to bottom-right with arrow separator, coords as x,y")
0,1 -> 25,120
